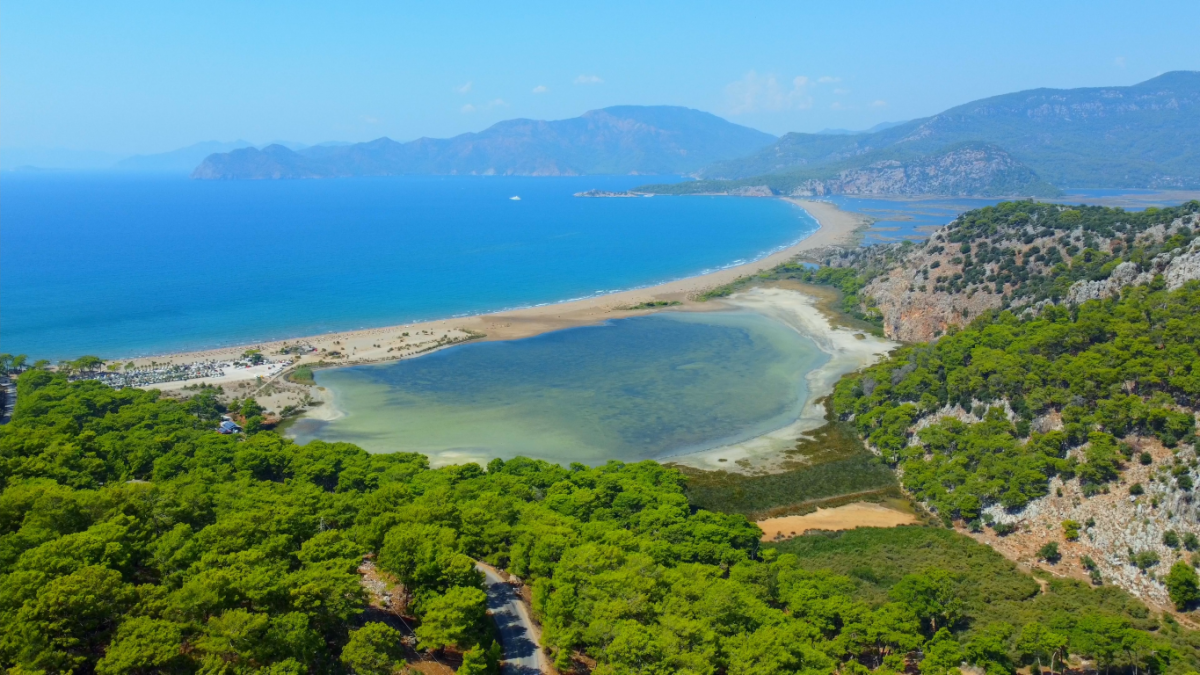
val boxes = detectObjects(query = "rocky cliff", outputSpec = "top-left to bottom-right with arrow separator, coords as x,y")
640,143 -> 1058,198
785,143 -> 1050,198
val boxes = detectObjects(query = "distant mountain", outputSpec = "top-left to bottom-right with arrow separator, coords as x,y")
641,142 -> 1059,198
115,140 -> 255,172
684,72 -> 1200,193
815,120 -> 908,136
191,106 -> 777,179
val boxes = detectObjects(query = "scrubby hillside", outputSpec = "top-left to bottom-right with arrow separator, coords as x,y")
831,282 -> 1200,608
821,200 -> 1200,342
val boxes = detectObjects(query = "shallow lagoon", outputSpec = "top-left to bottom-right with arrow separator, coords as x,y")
288,310 -> 827,466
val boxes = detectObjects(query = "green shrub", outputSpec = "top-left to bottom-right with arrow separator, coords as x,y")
1037,542 -> 1061,563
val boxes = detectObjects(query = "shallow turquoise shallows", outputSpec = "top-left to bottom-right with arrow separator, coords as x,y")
287,310 -> 827,466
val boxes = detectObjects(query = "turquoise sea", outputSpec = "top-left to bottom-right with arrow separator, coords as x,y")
0,174 -> 816,360
288,310 -> 827,466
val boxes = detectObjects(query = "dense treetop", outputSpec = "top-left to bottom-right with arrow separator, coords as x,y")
3,365 -> 1198,674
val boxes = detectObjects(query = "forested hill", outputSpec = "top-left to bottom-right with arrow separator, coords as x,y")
4,369 -> 1199,673
734,199 -> 1200,611
191,106 -> 776,179
640,71 -> 1200,196
832,280 -> 1200,609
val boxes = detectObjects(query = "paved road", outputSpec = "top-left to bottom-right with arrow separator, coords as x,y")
0,377 -> 15,425
477,563 -> 545,675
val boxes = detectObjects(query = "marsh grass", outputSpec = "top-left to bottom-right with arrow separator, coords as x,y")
677,403 -> 902,519
287,365 -> 316,386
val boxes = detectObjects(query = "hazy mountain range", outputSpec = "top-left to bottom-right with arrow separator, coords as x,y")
646,71 -> 1200,196
190,107 -> 777,179
9,72 -> 1198,197
115,140 -> 257,172
0,140 -> 347,172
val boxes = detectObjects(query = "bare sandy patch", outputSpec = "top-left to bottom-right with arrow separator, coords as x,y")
757,502 -> 918,541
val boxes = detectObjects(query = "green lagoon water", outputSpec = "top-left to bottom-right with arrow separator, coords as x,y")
287,310 -> 826,466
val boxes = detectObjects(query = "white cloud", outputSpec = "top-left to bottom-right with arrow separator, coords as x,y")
574,74 -> 604,85
830,101 -> 846,110
724,71 -> 812,115
456,81 -> 473,94
486,98 -> 507,108
833,88 -> 850,95
532,85 -> 548,94
817,76 -> 840,84
461,104 -> 476,114
870,99 -> 888,108
1114,56 -> 1126,68
362,115 -> 380,124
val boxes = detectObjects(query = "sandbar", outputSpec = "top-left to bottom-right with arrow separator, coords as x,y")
140,199 -> 873,414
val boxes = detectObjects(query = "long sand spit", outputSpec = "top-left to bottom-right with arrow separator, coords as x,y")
143,198 -> 870,386
142,197 -> 894,467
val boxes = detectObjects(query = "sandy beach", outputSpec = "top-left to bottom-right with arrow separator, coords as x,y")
141,198 -> 872,413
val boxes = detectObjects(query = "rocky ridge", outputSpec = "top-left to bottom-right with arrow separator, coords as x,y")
1065,240 -> 1200,304
818,205 -> 1200,342
785,144 -> 1051,198
968,435 -> 1200,611
856,398 -> 1200,609
872,395 -> 1200,610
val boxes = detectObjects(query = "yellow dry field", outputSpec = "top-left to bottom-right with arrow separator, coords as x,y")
757,502 -> 918,541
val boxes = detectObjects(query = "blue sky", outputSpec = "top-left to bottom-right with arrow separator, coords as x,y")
3,0 -> 1198,156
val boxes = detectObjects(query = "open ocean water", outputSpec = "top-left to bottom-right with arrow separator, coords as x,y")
0,173 -> 817,359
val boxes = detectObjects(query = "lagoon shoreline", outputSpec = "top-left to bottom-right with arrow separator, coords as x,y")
135,197 -> 888,470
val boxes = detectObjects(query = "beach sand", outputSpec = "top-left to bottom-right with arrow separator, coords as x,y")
143,198 -> 870,405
